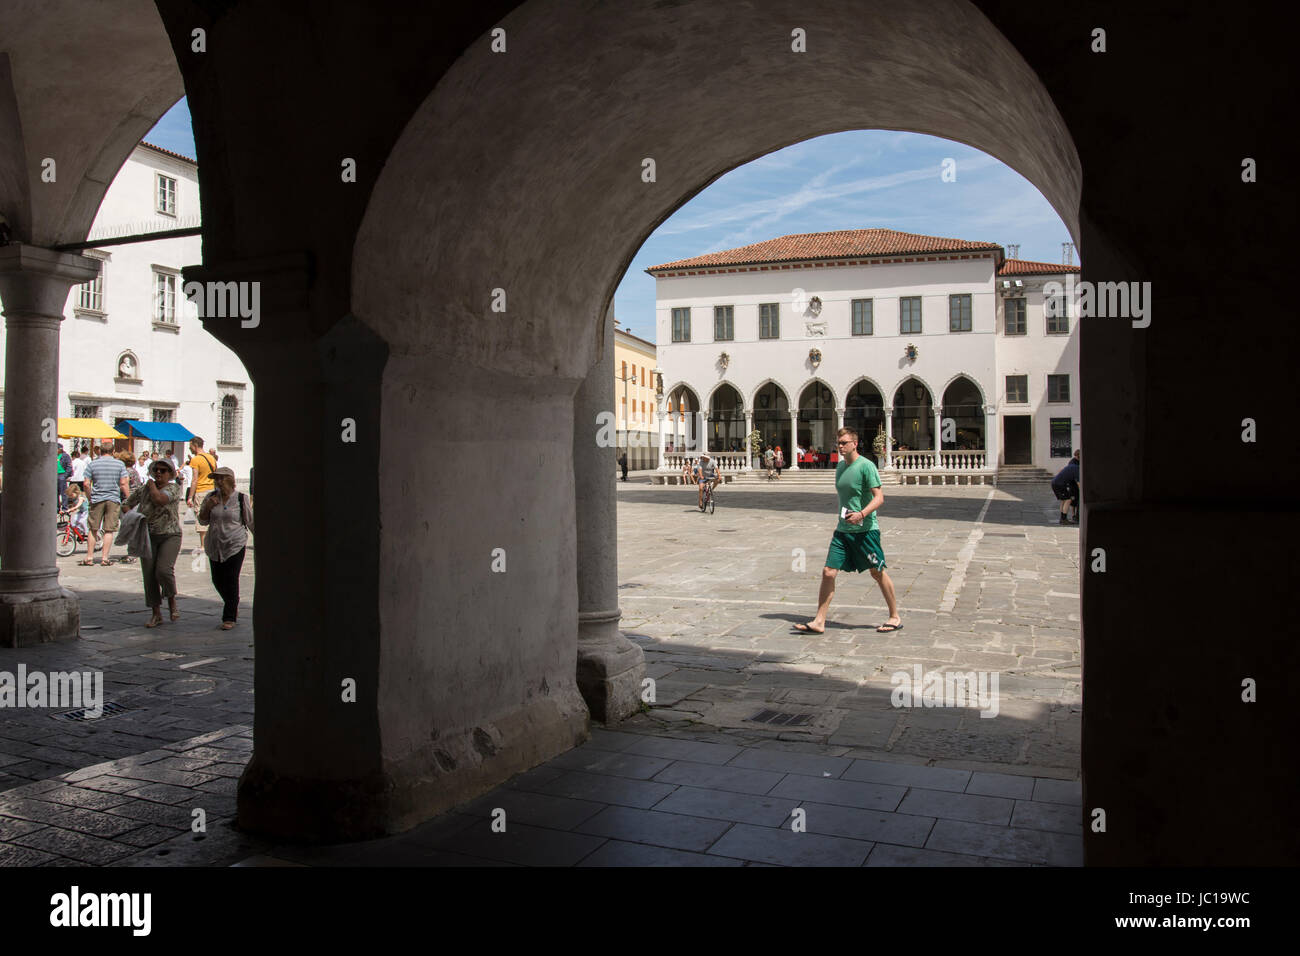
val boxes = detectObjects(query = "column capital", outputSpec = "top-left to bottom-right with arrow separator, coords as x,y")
0,243 -> 101,317
984,404 -> 997,415
836,407 -> 846,416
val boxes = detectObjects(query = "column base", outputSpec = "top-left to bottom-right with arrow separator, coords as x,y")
238,691 -> 589,843
0,587 -> 79,647
576,609 -> 646,724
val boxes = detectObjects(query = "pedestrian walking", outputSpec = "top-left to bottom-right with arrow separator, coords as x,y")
124,457 -> 183,627
1052,449 -> 1081,524
198,466 -> 254,629
187,436 -> 218,552
133,451 -> 152,485
56,442 -> 71,510
795,427 -> 902,634
69,448 -> 87,494
774,445 -> 784,478
763,445 -> 775,480
618,449 -> 628,481
81,441 -> 131,566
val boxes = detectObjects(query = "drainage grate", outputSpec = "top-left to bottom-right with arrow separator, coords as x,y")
52,701 -> 134,722
747,709 -> 814,727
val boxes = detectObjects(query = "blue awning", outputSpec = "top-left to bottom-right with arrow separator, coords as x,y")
119,420 -> 196,441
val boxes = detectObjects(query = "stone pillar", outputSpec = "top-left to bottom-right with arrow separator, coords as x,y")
884,406 -> 894,469
656,408 -> 667,470
0,245 -> 100,647
574,310 -> 645,722
744,410 -> 754,468
788,411 -> 799,469
933,404 -> 943,469
984,403 -> 999,471
695,410 -> 706,453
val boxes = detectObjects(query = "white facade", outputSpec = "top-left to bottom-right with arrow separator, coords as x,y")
651,242 -> 1080,475
0,143 -> 254,478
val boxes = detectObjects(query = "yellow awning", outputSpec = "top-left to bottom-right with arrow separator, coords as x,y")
57,418 -> 126,440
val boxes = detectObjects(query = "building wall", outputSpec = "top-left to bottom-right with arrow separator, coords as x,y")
654,254 -> 1081,471
0,146 -> 254,480
612,329 -> 657,468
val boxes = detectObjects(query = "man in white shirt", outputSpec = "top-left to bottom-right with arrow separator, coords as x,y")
134,451 -> 152,483
69,449 -> 88,489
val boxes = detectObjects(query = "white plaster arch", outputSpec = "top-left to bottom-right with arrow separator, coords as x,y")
750,378 -> 793,411
843,375 -> 889,403
663,381 -> 702,410
793,376 -> 838,410
706,379 -> 747,411
938,372 -> 987,408
888,374 -> 939,406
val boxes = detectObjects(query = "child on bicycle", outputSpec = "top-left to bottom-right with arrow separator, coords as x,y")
64,482 -> 89,536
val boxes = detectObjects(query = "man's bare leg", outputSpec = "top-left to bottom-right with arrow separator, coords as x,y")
871,568 -> 901,629
100,531 -> 114,564
796,566 -> 837,633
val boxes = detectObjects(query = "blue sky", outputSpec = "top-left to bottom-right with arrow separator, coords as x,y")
146,102 -> 1072,343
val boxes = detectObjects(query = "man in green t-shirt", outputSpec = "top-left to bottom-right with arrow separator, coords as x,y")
795,426 -> 902,634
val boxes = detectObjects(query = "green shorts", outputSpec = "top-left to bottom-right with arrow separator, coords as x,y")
825,529 -> 887,573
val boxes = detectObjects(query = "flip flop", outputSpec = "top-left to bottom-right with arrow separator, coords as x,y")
78,559 -> 95,566
794,622 -> 825,634
876,622 -> 903,632
101,559 -> 116,567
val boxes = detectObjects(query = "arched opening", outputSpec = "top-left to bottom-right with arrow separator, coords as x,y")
845,380 -> 886,467
707,383 -> 745,454
751,381 -> 791,458
892,378 -> 935,464
941,375 -> 985,453
797,380 -> 836,466
665,384 -> 701,455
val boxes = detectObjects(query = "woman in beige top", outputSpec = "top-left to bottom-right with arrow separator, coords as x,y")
198,467 -> 254,630
124,458 -> 183,627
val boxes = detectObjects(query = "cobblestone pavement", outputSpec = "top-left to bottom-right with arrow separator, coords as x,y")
0,483 -> 1083,866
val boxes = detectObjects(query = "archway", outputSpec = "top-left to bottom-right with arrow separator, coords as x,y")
666,384 -> 701,455
845,379 -> 886,466
797,380 -> 836,465
892,378 -> 936,461
751,381 -> 792,459
941,375 -> 985,452
707,383 -> 745,454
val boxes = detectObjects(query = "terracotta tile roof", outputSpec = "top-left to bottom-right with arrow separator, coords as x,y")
647,229 -> 1001,273
139,141 -> 197,166
998,258 -> 1080,276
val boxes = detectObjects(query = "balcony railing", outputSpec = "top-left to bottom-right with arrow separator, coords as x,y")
661,451 -> 749,473
888,449 -> 988,471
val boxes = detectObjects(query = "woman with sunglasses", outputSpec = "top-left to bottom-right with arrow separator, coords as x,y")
123,457 -> 184,628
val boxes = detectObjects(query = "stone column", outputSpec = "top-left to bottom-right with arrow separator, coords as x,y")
656,408 -> 667,470
933,404 -> 943,469
744,410 -> 754,468
574,310 -> 645,722
984,403 -> 999,472
788,411 -> 799,469
0,245 -> 100,647
884,406 -> 894,469
695,410 -> 706,453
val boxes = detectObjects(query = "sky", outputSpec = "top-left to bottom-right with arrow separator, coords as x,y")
145,101 -> 1073,343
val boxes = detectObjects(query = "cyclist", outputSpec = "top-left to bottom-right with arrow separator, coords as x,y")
694,452 -> 722,510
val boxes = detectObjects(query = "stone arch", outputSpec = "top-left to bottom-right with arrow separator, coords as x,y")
706,379 -> 746,410
749,378 -> 793,411
939,372 -> 987,408
844,374 -> 889,404
794,376 -> 839,410
889,374 -> 939,408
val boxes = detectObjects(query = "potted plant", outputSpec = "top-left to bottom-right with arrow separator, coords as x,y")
872,424 -> 887,465
747,429 -> 763,469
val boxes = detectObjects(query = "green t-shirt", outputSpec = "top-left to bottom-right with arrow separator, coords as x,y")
835,454 -> 881,533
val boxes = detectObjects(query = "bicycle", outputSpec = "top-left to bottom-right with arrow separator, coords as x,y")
698,479 -> 717,514
56,510 -> 88,557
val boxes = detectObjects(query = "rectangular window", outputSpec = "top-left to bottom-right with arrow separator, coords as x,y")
73,403 -> 101,420
1048,374 -> 1070,403
900,296 -> 922,334
621,360 -> 627,379
948,294 -> 972,332
1046,296 -> 1069,334
150,407 -> 174,455
154,272 -> 177,323
156,174 -> 177,216
1006,375 -> 1029,404
77,270 -> 105,313
1005,297 -> 1027,335
759,303 -> 779,339
671,307 -> 691,342
714,305 -> 734,341
851,299 -> 873,335
1050,418 -> 1073,458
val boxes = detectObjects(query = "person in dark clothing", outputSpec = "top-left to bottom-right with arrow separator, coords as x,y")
618,450 -> 628,481
1051,449 -> 1081,524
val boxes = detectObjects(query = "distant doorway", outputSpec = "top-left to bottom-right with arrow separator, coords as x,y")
1003,416 -> 1031,464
